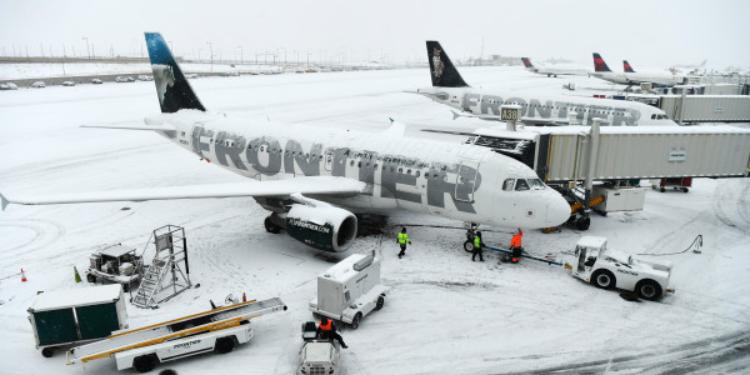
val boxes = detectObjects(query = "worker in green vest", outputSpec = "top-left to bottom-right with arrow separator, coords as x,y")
397,227 -> 412,259
471,231 -> 484,262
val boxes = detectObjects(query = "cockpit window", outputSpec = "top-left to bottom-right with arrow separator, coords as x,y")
515,179 -> 530,191
502,178 -> 515,191
528,178 -> 545,190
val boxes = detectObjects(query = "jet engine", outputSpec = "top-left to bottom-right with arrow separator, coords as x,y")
284,197 -> 358,252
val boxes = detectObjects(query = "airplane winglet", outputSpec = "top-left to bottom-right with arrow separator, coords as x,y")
1,192 -> 9,211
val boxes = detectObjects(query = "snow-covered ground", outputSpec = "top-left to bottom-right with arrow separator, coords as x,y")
1,66 -> 749,374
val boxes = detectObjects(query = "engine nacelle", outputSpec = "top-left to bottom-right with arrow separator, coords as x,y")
285,203 -> 358,252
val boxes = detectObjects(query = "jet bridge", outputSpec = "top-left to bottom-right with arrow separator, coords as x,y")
469,125 -> 750,184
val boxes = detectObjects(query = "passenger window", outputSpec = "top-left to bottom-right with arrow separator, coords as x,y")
515,179 -> 530,191
502,178 -> 515,191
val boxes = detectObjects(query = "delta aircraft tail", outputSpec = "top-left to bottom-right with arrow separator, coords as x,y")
592,53 -> 612,72
623,60 -> 635,73
521,57 -> 535,69
425,41 -> 468,88
144,32 -> 205,113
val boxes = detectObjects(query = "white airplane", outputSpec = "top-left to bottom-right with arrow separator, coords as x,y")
417,41 -> 674,126
0,32 -> 571,254
590,53 -> 687,88
521,57 -> 588,78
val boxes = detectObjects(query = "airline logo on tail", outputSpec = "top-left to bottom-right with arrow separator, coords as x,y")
592,53 -> 611,72
431,46 -> 445,79
521,57 -> 534,69
623,60 -> 635,73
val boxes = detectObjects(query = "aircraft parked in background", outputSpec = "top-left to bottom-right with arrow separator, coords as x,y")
590,53 -> 687,88
521,57 -> 588,77
416,42 -> 674,126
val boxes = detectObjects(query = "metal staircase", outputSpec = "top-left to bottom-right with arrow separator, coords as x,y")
132,225 -> 192,309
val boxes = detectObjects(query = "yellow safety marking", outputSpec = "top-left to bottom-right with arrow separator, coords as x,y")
80,316 -> 245,363
108,300 -> 257,339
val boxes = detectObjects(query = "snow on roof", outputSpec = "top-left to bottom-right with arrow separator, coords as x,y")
30,284 -> 122,311
320,253 -> 368,283
577,236 -> 608,250
98,244 -> 135,258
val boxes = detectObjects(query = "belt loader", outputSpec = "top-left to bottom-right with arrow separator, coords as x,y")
67,297 -> 287,372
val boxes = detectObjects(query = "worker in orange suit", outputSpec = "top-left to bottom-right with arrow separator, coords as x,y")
509,228 -> 524,263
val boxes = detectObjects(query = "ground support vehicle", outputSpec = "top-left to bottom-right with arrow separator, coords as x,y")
67,297 -> 287,372
564,236 -> 675,300
28,284 -> 128,357
297,321 -> 341,375
86,244 -> 144,292
309,252 -> 388,329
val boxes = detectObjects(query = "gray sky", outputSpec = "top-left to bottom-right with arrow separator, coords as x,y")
1,0 -> 748,68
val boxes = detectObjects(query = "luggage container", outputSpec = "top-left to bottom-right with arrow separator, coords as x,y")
28,284 -> 128,357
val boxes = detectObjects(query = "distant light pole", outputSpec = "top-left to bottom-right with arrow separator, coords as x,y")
237,46 -> 243,64
82,36 -> 90,60
207,42 -> 214,72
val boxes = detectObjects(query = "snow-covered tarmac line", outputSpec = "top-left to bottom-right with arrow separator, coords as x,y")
1,67 -> 749,374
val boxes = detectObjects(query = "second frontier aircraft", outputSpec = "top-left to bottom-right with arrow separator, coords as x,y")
416,41 -> 675,126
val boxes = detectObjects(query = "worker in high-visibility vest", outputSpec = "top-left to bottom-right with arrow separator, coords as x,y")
509,228 -> 524,263
396,227 -> 412,259
318,317 -> 348,348
471,231 -> 484,262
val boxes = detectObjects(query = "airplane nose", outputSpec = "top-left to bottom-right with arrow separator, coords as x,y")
546,191 -> 571,227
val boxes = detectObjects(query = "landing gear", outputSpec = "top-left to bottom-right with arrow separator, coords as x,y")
568,213 -> 591,231
264,216 -> 282,234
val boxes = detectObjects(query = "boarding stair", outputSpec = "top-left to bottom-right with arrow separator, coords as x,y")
132,225 -> 191,308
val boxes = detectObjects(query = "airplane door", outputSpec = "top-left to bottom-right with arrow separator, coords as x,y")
455,161 -> 479,202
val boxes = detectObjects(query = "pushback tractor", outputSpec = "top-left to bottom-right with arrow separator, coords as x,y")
565,236 -> 675,300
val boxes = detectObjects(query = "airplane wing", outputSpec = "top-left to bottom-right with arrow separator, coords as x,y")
0,176 -> 366,210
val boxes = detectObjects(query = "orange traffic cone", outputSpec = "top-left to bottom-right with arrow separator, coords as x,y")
242,292 -> 247,302
21,268 -> 27,282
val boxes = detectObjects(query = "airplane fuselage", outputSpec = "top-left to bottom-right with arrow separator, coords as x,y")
591,72 -> 686,87
155,111 -> 570,229
417,87 -> 675,126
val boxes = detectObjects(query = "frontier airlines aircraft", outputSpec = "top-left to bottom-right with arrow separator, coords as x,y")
0,33 -> 570,253
416,41 -> 675,126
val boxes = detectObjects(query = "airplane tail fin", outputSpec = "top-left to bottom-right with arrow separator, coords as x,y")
623,60 -> 635,73
425,41 -> 468,87
144,32 -> 205,113
521,57 -> 534,69
592,53 -> 612,72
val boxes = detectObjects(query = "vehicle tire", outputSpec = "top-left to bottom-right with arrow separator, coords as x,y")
463,240 -> 474,253
374,295 -> 385,311
41,347 -> 54,358
133,354 -> 158,373
682,187 -> 689,193
660,187 -> 666,193
575,216 -> 591,231
215,336 -> 236,354
86,274 -> 96,283
591,270 -> 616,290
350,313 -> 362,330
264,217 -> 281,234
636,280 -> 662,301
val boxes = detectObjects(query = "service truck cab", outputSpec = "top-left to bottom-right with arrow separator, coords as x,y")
566,236 -> 674,300
309,251 -> 388,329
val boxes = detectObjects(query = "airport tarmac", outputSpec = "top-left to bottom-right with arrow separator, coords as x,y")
1,66 -> 749,374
